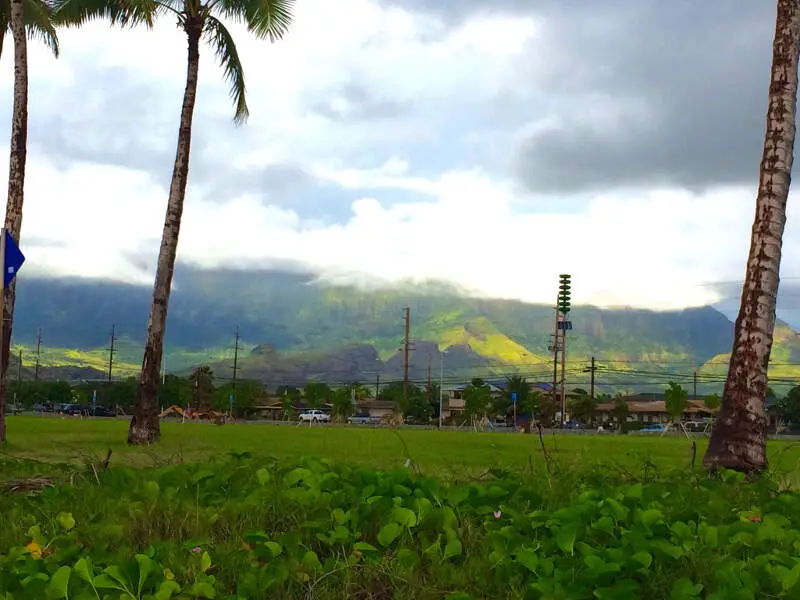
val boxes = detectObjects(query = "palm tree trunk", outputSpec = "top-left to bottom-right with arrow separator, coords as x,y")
703,0 -> 800,473
0,0 -> 29,443
128,18 -> 203,445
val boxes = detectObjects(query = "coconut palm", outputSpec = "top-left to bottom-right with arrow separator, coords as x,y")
704,0 -> 800,472
0,0 -> 59,58
56,0 -> 295,444
0,0 -> 60,443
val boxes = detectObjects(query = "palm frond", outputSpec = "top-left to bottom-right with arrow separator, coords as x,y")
214,0 -> 293,42
51,0 -> 157,29
24,0 -> 59,57
204,15 -> 248,124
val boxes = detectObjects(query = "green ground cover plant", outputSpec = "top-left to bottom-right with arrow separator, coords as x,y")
1,449 -> 799,600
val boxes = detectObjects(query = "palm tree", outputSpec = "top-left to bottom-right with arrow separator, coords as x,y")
56,0 -> 295,444
704,0 -> 800,472
0,0 -> 60,443
0,0 -> 59,57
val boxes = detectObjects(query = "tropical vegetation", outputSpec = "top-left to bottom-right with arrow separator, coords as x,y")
2,452 -> 800,599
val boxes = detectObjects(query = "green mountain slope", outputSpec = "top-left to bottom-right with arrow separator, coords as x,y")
11,267 -> 799,392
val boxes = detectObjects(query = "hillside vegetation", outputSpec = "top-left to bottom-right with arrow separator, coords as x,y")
10,268 -> 800,391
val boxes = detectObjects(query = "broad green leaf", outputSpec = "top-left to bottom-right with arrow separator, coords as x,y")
200,551 -> 212,573
669,578 -> 703,599
639,508 -> 662,529
584,555 -> 621,576
630,551 -> 653,569
447,486 -> 470,507
46,566 -> 71,600
264,541 -> 282,558
353,542 -> 379,553
592,516 -> 614,535
256,468 -> 270,486
556,523 -> 580,555
392,506 -> 417,528
73,558 -> 93,583
377,522 -> 402,547
57,513 -> 76,532
698,523 -> 718,548
332,508 -> 347,525
780,561 -> 800,592
443,538 -> 463,560
136,554 -> 154,594
154,580 -> 181,600
302,551 -> 322,572
515,549 -> 538,573
186,581 -> 216,598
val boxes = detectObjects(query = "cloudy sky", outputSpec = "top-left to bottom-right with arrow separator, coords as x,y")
0,0 -> 796,311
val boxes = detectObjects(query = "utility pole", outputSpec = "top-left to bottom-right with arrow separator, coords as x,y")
14,349 -> 21,405
230,327 -> 240,415
375,373 -> 380,400
549,296 -> 560,420
34,328 -> 41,382
439,352 -> 444,428
583,356 -> 597,400
693,370 -> 698,399
403,307 -> 410,405
107,324 -> 116,382
426,352 -> 431,404
557,274 -> 572,425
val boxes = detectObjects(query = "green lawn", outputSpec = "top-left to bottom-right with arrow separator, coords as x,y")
3,416 -> 800,480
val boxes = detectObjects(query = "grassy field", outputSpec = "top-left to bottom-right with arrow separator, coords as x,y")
3,416 -> 800,480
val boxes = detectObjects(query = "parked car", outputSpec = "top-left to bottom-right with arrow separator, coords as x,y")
91,405 -> 116,417
299,409 -> 330,423
640,423 -> 667,433
347,413 -> 381,425
63,404 -> 89,416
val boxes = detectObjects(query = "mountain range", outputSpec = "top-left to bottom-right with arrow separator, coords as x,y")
10,267 -> 800,394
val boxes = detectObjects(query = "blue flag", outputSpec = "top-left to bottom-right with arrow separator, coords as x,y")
3,230 -> 24,288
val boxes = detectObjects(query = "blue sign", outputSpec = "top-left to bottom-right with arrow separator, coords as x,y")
92,390 -> 97,406
229,394 -> 234,405
511,392 -> 517,403
3,229 -> 24,288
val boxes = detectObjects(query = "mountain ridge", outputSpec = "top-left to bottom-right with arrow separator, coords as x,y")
10,267 -> 800,392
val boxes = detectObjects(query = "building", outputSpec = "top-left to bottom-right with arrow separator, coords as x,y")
595,395 -> 716,424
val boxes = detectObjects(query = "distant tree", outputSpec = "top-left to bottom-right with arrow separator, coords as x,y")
345,381 -> 371,401
159,374 -> 192,409
281,394 -> 294,421
215,379 -> 263,417
427,382 -> 441,419
464,378 -> 491,424
330,388 -> 355,421
379,381 -> 413,415
776,386 -> 800,426
568,389 -> 597,424
611,397 -> 630,432
405,387 -> 433,423
189,365 -> 214,411
303,381 -> 330,408
520,389 -> 541,420
704,393 -> 721,412
537,392 -> 558,426
664,382 -> 688,423
499,375 -> 528,419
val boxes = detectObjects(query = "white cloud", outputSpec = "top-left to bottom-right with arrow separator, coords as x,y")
0,0 -> 788,312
